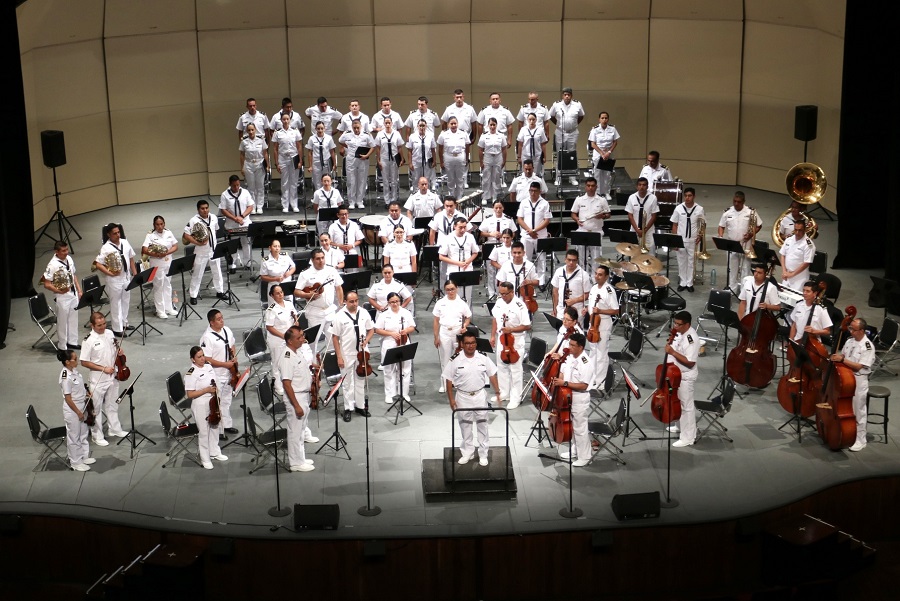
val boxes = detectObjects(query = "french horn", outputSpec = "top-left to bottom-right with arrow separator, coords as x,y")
51,268 -> 72,293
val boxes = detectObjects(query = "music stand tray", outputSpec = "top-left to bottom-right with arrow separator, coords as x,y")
394,271 -> 418,287
536,237 -> 567,254
167,254 -> 200,325
413,216 -> 431,231
501,201 -> 520,220
341,269 -> 372,294
712,236 -> 745,254
212,238 -> 243,309
125,267 -> 161,343
653,232 -> 684,251
317,207 -> 340,223
76,285 -> 104,311
383,342 -> 422,424
542,311 -> 563,331
608,229 -> 639,244
569,231 -> 603,248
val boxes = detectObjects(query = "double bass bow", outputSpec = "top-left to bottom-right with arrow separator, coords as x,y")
647,328 -> 682,424
726,261 -> 778,388
776,282 -> 828,418
815,306 -> 857,450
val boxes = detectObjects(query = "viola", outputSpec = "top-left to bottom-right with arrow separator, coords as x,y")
356,335 -> 374,377
650,328 -> 682,424
499,314 -> 520,365
519,283 -> 538,314
207,379 -> 221,426
777,282 -> 828,417
727,264 -> 778,388
115,352 -> 131,381
586,295 -> 602,344
309,357 -> 321,410
815,306 -> 858,450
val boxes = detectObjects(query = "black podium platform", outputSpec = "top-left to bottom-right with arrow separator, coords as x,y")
422,446 -> 517,501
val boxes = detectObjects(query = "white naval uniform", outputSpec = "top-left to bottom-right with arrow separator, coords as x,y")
368,279 -> 413,313
551,266 -> 591,318
259,252 -> 295,298
43,255 -> 79,348
305,105 -> 343,136
337,112 -> 371,135
491,296 -> 531,403
516,103 -> 551,133
624,192 -> 660,256
331,308 -> 375,412
268,109 -> 304,134
486,243 -> 513,297
80,329 -> 124,440
508,172 -> 548,202
295,266 -> 343,332
719,206 -> 763,290
382,240 -> 417,274
370,109 -> 404,134
375,130 -> 405,203
312,187 -> 344,235
428,210 -> 461,287
439,232 -> 479,305
184,362 -> 223,465
236,110 -> 270,139
375,307 -> 415,402
280,347 -> 312,469
477,132 -> 508,202
789,303 -> 833,341
588,123 -> 620,195
59,366 -> 90,467
220,186 -> 254,267
476,105 -> 516,137
560,351 -> 593,462
549,99 -> 585,151
328,220 -> 364,261
406,132 -> 437,188
184,215 -> 224,299
495,260 -> 537,300
272,127 -> 303,211
841,335 -> 876,447
265,299 -> 298,394
404,109 -> 441,136
404,190 -> 443,220
199,325 -> 237,430
96,239 -> 136,334
437,129 -> 470,199
667,326 -> 701,445
638,164 -> 674,192
780,234 -> 816,291
306,133 -> 337,193
442,350 -> 498,461
671,203 -> 705,288
517,126 -> 548,177
433,295 -> 473,369
516,196 -> 553,284
738,276 -> 781,318
239,135 -> 268,212
141,229 -> 178,316
338,130 -> 376,207
441,102 -> 478,134
570,193 -> 610,268
378,214 -> 414,245
586,281 -> 619,389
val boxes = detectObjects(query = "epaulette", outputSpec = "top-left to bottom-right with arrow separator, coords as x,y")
450,351 -> 460,361
280,251 -> 288,256
284,351 -> 292,359
201,341 -> 206,347
61,369 -> 67,379
186,366 -> 195,374
865,341 -> 872,350
806,238 -> 813,246
483,105 -> 490,110
687,334 -> 694,344
478,350 -> 487,356
581,355 -> 589,363
514,300 -> 525,309
267,303 -> 276,309
83,333 -> 90,341
660,164 -> 668,169
604,284 -> 614,294
242,134 -> 250,140
521,104 -> 528,108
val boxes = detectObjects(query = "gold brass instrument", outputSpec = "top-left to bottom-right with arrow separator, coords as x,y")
745,209 -> 758,259
147,242 -> 169,257
51,268 -> 72,293
101,251 -> 123,275
786,162 -> 827,205
639,222 -> 650,254
182,221 -> 210,246
772,209 -> 818,247
694,217 -> 711,283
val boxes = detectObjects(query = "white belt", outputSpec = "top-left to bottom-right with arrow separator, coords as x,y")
457,389 -> 483,396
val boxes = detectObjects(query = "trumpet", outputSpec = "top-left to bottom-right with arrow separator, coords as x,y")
745,208 -> 758,259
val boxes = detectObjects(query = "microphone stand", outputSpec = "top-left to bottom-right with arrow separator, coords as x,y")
268,373 -> 291,518
357,353 -> 381,517
115,372 -> 156,459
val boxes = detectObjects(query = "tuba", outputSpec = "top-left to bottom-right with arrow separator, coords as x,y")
772,210 -> 818,247
773,162 -> 825,247
745,209 -> 757,260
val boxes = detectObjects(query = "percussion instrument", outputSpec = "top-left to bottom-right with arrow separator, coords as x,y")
651,275 -> 670,288
281,219 -> 302,234
653,180 -> 683,218
594,257 -> 622,269
359,215 -> 382,246
227,226 -> 250,236
614,282 -> 633,292
615,242 -> 643,257
634,255 -> 664,275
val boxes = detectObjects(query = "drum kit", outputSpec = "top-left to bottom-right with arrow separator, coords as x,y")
595,242 -> 670,331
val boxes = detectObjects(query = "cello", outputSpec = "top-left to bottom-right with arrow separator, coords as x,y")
815,306 -> 857,451
499,314 -> 520,365
531,329 -> 572,411
650,328 -> 682,424
726,262 -> 778,388
776,283 -> 828,418
547,367 -> 574,444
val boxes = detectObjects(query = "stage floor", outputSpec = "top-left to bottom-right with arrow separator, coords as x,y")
6,182 -> 898,541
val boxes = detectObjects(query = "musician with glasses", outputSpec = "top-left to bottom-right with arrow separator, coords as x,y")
737,262 -> 781,320
495,242 -> 538,301
490,282 -> 532,409
830,317 -> 876,452
93,223 -> 138,338
374,292 -> 416,404
200,309 -> 239,438
41,240 -> 83,350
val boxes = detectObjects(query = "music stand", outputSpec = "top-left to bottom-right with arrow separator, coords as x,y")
341,269 -> 372,295
247,221 -> 277,285
569,231 -> 604,272
317,367 -> 351,460
317,206 -> 340,235
76,285 -> 104,314
537,238 -> 568,293
114,372 -> 156,458
222,368 -> 257,451
213,238 -> 242,310
125,267 -> 161,344
619,367 -> 647,443
708,305 -> 744,401
778,340 -> 816,441
653,232 -> 684,280
167,255 -> 199,326
384,342 -> 421,424
542,311 -> 563,332
712,236 -> 747,298
607,229 -> 639,244
623,271 -> 658,350
448,270 -> 480,307
420,245 -> 442,309
501,201 -> 520,220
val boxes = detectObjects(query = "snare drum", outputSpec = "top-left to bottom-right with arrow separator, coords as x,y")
359,215 -> 382,246
627,288 -> 652,304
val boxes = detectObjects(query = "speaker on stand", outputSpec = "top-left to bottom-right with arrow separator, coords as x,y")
793,106 -> 835,221
34,130 -> 82,250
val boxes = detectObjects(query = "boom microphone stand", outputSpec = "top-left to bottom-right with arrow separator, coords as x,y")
115,372 -> 156,459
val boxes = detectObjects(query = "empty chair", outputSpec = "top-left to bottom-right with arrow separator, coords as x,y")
28,293 -> 58,351
158,402 -> 200,468
588,398 -> 627,465
695,378 -> 736,443
589,364 -> 616,419
256,375 -> 286,430
243,327 -> 271,383
26,404 -> 69,471
696,289 -> 732,351
809,250 -> 828,276
247,408 -> 288,474
608,329 -> 645,388
165,371 -> 192,422
872,318 -> 899,377
814,272 -> 842,304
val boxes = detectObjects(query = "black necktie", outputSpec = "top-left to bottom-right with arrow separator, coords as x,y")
420,136 -> 426,174
637,196 -> 647,229
348,311 -> 360,351
529,130 -> 536,158
530,200 -> 538,229
388,134 -> 395,161
683,206 -> 696,238
749,284 -> 763,314
317,137 -> 324,168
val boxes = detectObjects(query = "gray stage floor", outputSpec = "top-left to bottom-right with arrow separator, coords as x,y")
5,181 -> 898,541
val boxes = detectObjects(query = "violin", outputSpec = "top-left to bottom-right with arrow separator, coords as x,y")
207,379 -> 221,426
114,335 -> 130,381
399,316 -> 409,345
777,282 -> 828,417
586,295 -> 602,344
650,328 -> 682,424
84,383 -> 96,427
454,316 -> 465,354
228,348 -> 240,390
815,306 -> 857,451
356,335 -> 374,377
301,278 -> 334,297
727,263 -> 778,388
499,314 -> 520,365
519,282 -> 538,314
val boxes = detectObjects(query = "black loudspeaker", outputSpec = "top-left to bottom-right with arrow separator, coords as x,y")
611,492 -> 660,521
794,105 -> 818,142
40,130 -> 67,168
293,503 -> 340,530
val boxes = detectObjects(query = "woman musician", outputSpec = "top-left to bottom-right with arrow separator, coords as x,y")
184,346 -> 227,470
57,349 -> 94,472
368,264 -> 414,313
141,215 -> 179,320
374,292 -> 416,404
265,284 -> 299,395
258,240 -> 296,299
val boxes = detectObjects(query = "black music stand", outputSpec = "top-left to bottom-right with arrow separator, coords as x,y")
384,342 -> 421,424
501,201 -> 520,220
537,238 -> 567,294
247,221 -> 277,285
125,267 -> 161,344
317,206 -> 340,235
607,229 -> 639,245
449,269 -> 480,306
619,367 -> 647,443
712,236 -> 747,298
317,366 -> 351,460
623,271 -> 658,350
778,340 -> 816,441
114,372 -> 155,458
341,269 -> 373,295
76,285 -> 104,315
223,368 -> 257,451
421,245 -> 442,309
394,271 -> 418,289
213,238 -> 242,310
167,255 -> 199,326
653,232 -> 684,280
570,231 -> 604,272
709,306 -> 744,400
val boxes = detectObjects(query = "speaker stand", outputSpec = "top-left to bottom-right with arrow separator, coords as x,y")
34,167 -> 82,250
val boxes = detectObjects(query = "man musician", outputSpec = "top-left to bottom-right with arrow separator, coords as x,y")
830,317 -> 876,452
551,249 -> 591,319
439,216 -> 479,306
41,240 -> 83,350
200,309 -> 239,438
718,191 -> 762,292
779,218 -> 816,292
664,311 -> 701,448
93,222 -> 138,338
516,181 -> 552,287
294,249 -> 344,334
788,281 -> 832,341
670,187 -> 704,292
550,332 -> 592,467
624,177 -> 659,256
219,174 -> 254,271
490,281 -> 532,409
570,177 -> 611,268
585,265 -> 619,390
737,262 -> 781,320
280,326 -> 316,472
432,279 -> 472,393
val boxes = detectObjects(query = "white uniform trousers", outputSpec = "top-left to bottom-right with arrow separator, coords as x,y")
304,310 -> 333,355
339,360 -> 368,411
497,337 -> 525,402
555,130 -> 578,152
481,157 -> 503,202
245,163 -> 266,211
311,162 -> 333,196
149,263 -> 174,315
455,389 -> 490,460
486,264 -> 499,297
568,395 -> 591,462
345,157 -> 368,207
106,277 -> 131,334
410,163 -> 435,190
437,329 -> 460,371
191,397 -> 222,464
677,374 -> 697,444
63,402 -> 90,466
444,159 -> 466,200
189,253 -> 224,298
231,235 -> 252,269
90,378 -> 123,440
268,336 -> 287,396
853,378 -> 869,446
285,393 -> 310,468
214,374 -> 235,430
279,159 -> 300,211
675,238 -> 697,288
594,167 -> 613,196
54,293 -> 80,347
727,249 -> 749,291
521,237 -> 547,285
381,339 -> 412,401
588,322 -> 612,389
381,160 -> 401,204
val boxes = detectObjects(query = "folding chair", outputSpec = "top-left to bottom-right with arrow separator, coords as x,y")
695,378 -> 736,443
588,398 -> 627,465
165,371 -> 192,422
242,327 -> 271,383
814,272 -> 842,304
608,329 -> 645,388
25,404 -> 69,471
696,289 -> 732,351
256,375 -> 286,430
28,293 -> 58,350
872,318 -> 899,377
158,402 -> 201,468
809,250 -> 828,277
589,364 -> 615,419
81,274 -> 110,323
519,338 -> 548,405
247,408 -> 288,474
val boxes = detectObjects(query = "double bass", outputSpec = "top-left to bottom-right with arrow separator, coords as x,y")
650,328 -> 682,424
815,306 -> 857,450
776,283 -> 828,417
499,314 -> 520,365
726,263 -> 778,388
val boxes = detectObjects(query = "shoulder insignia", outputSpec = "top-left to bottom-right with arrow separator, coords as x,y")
581,356 -> 589,364
865,341 -> 872,350
450,351 -> 460,361
201,341 -> 206,347
660,164 -> 668,169
806,238 -> 812,246
61,370 -> 67,379
521,104 -> 527,108
83,334 -> 90,341
284,351 -> 292,358
687,334 -> 694,344
186,367 -> 195,375
268,303 -> 276,309
604,284 -> 614,294
478,350 -> 487,356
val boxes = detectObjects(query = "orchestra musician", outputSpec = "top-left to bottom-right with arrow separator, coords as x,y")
490,281 -> 532,409
328,206 -> 364,263
737,262 -> 781,319
294,248 -> 344,334
487,229 -> 515,299
516,181 -> 552,287
258,239 -> 296,297
439,216 -> 479,306
570,177 -> 611,268
637,151 -> 673,192
184,199 -> 227,305
788,281 -> 832,341
239,120 -> 270,214
41,240 -> 83,350
317,233 -> 346,270
374,292 -> 416,404
429,197 -> 467,288
479,200 -> 517,244
508,158 -> 548,202
93,223 -> 138,338
670,187 -> 704,292
624,177 -> 659,256
338,119 -> 376,210
477,118 -> 508,205
830,317 -> 876,452
368,264 -> 413,313
57,349 -> 93,471
551,249 -> 591,319
305,121 -> 337,194
265,284 -> 298,394
587,112 -> 620,196
200,309 -> 239,439
374,116 -> 405,206
585,265 -> 619,390
405,176 -> 443,221
718,191 -> 762,292
779,218 -> 816,291
406,119 -> 437,189
551,307 -> 584,353
665,312 -> 701,448
382,226 -> 418,274
331,291 -> 375,422
280,326 -> 316,472
516,113 -> 548,178
184,346 -> 228,470
312,173 -> 345,235
378,202 -> 414,245
140,216 -> 179,319
219,174 -> 254,271
437,117 -> 470,200
432,279 -> 473,393
272,112 -> 304,213
80,312 -> 126,444
495,241 -> 538,301
443,331 -> 502,467
551,332 -> 592,467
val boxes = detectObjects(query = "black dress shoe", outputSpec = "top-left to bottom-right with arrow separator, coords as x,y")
216,292 -> 229,301
677,285 -> 686,291
229,267 -> 236,275
687,286 -> 695,292
355,407 -> 371,418
190,297 -> 198,305
67,344 -> 82,350
219,434 -> 227,441
342,409 -> 352,422
224,427 -> 239,434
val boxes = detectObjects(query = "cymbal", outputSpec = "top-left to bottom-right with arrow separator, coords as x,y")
635,255 -> 664,274
614,282 -> 633,291
619,262 -> 639,273
615,242 -> 643,256
594,257 -> 622,269
652,275 -> 670,287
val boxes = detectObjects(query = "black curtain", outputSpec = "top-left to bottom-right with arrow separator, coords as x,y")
0,2 -> 36,349
833,3 -> 900,282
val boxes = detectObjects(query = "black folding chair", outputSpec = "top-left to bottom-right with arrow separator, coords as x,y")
25,404 -> 69,471
695,378 -> 736,443
872,318 -> 899,377
608,329 -> 645,388
165,371 -> 192,422
588,398 -> 627,465
247,408 -> 288,474
242,327 -> 271,384
158,402 -> 201,468
28,293 -> 58,350
256,375 -> 286,430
